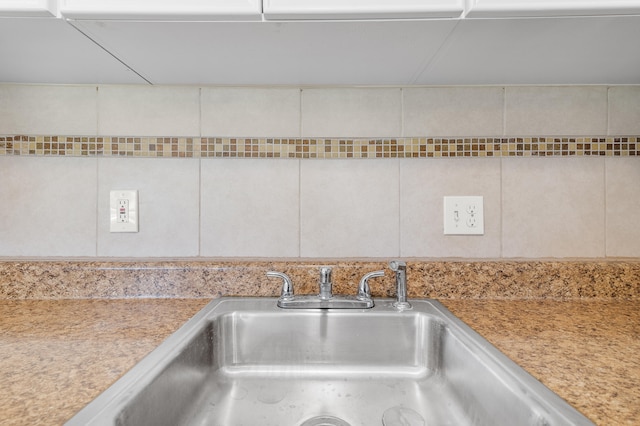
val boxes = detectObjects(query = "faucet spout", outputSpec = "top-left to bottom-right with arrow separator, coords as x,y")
357,270 -> 385,301
266,271 -> 294,301
389,260 -> 411,310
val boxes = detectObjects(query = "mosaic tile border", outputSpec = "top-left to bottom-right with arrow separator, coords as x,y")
1,135 -> 639,158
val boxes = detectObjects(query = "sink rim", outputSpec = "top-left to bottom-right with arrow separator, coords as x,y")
65,297 -> 594,426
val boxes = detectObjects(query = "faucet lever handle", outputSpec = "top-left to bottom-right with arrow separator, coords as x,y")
319,267 -> 332,284
357,270 -> 384,300
267,271 -> 294,300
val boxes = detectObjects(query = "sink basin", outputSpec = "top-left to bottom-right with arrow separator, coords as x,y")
67,298 -> 593,426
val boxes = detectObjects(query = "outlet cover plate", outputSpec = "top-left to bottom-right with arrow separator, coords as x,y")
444,196 -> 484,235
110,190 -> 138,233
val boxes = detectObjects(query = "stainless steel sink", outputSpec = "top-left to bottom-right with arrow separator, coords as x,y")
67,298 -> 594,426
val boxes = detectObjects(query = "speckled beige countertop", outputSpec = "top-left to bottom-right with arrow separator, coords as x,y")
1,260 -> 639,425
2,260 -> 639,299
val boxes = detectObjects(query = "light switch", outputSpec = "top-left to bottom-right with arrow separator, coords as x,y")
110,190 -> 138,233
444,196 -> 484,235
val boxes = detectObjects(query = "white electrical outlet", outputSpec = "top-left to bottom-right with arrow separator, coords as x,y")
444,196 -> 484,235
110,190 -> 138,233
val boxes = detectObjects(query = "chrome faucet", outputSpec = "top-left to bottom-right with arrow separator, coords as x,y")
267,266 -> 384,309
318,267 -> 333,300
356,270 -> 385,301
389,260 -> 411,310
266,271 -> 293,301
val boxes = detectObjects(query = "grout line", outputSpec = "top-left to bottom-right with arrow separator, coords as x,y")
499,157 -> 503,259
95,86 -> 101,256
297,159 -> 302,258
198,88 -> 202,257
397,87 -> 406,258
400,88 -> 405,138
604,87 -> 610,258
198,87 -> 203,138
198,158 -> 202,257
603,157 -> 608,258
95,86 -> 100,137
299,89 -> 304,138
607,86 -> 611,136
502,86 -> 507,137
398,158 -> 402,257
606,86 -> 610,137
95,157 -> 100,257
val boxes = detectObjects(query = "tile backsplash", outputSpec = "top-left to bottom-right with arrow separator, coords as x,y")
2,85 -> 640,138
0,84 -> 639,259
1,135 -> 638,158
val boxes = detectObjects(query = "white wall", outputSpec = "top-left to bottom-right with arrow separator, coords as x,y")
1,84 -> 639,258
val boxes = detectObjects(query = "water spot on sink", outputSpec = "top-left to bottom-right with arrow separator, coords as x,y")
258,396 -> 277,404
257,388 -> 286,404
382,406 -> 425,426
230,386 -> 248,400
299,415 -> 351,426
534,415 -> 551,426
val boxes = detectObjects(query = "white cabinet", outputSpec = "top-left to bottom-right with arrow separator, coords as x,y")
467,0 -> 640,18
0,17 -> 147,83
68,19 -> 457,85
61,0 -> 261,20
263,0 -> 464,20
417,15 -> 640,84
0,0 -> 56,16
3,0 -> 640,85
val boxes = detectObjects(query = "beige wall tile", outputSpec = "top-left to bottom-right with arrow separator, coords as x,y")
502,157 -> 605,258
0,157 -> 97,257
403,87 -> 504,137
0,84 -> 97,135
609,86 -> 640,135
301,88 -> 402,138
200,159 -> 300,257
606,158 -> 640,257
300,159 -> 399,257
201,88 -> 301,137
97,85 -> 200,136
3,83 -> 636,261
505,86 -> 608,136
97,158 -> 200,257
400,158 -> 502,258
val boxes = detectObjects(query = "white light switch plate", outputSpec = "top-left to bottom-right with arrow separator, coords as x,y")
110,190 -> 138,233
444,196 -> 484,235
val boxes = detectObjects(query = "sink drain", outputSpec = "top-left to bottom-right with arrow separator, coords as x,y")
299,415 -> 351,426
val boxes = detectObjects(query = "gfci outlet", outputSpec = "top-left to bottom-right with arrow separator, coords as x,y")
443,196 -> 484,235
110,190 -> 138,233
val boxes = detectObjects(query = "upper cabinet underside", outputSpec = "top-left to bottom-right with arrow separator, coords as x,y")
1,0 -> 640,85
467,0 -> 640,17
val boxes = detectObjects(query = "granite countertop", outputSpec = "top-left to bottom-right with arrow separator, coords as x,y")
1,298 -> 638,425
